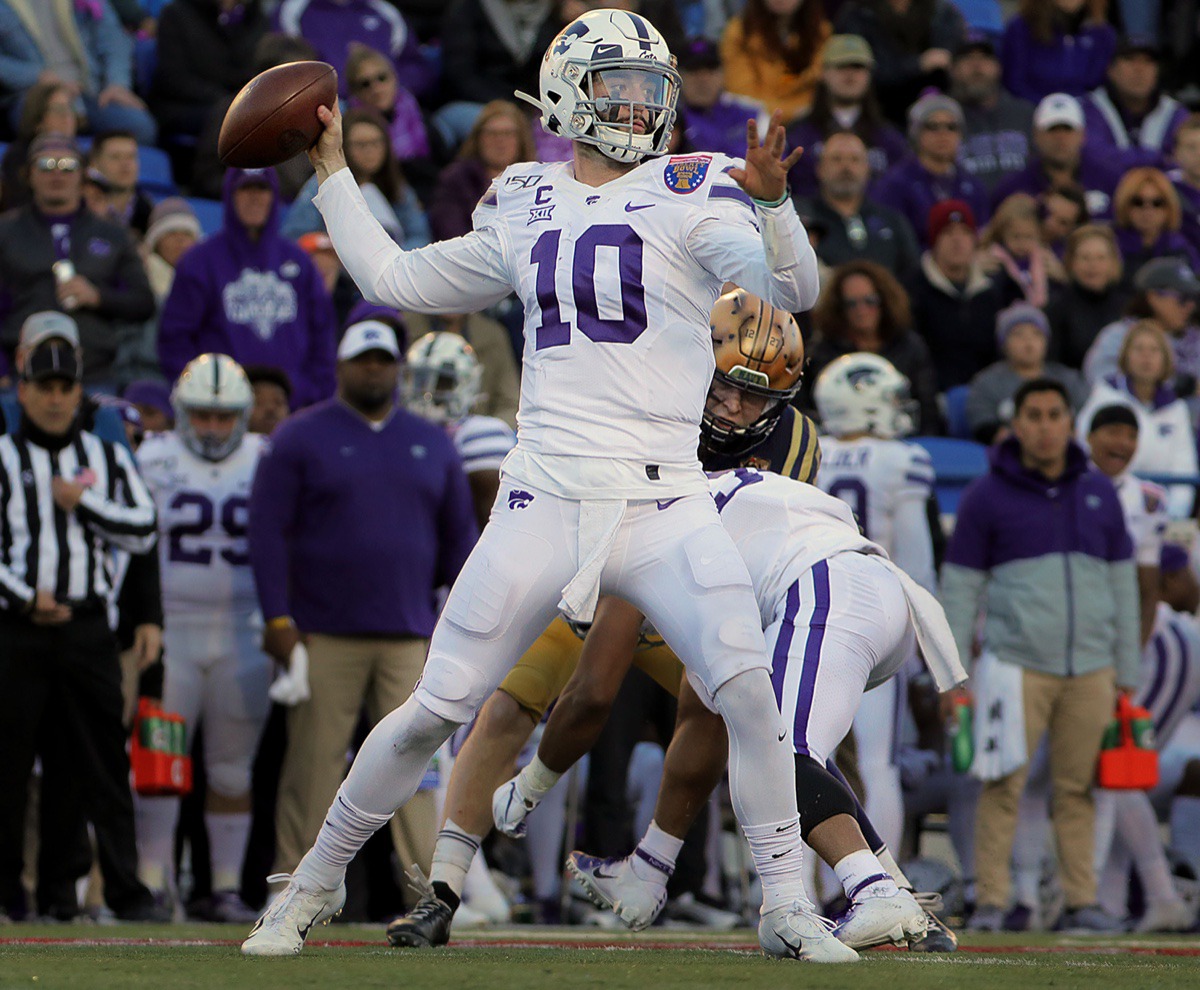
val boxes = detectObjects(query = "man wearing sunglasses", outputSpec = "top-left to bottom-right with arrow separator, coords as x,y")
0,133 -> 154,394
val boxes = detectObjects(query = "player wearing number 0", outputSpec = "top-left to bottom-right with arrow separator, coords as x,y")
135,354 -> 269,922
241,7 -> 847,961
812,353 -> 936,857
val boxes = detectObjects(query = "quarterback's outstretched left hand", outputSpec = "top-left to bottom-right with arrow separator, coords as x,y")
726,109 -> 803,203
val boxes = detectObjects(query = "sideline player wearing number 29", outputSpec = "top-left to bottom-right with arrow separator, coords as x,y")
241,7 -> 848,963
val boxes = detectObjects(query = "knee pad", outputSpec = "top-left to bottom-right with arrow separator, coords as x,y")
206,759 -> 252,799
794,754 -> 856,840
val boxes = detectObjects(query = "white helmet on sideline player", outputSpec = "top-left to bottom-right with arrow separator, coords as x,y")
516,9 -> 680,164
813,353 -> 915,440
172,353 -> 253,461
404,332 -> 483,425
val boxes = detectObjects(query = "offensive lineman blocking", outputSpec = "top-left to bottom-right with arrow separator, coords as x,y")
242,9 -> 850,961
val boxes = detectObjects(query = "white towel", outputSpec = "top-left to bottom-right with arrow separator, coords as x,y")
879,558 -> 968,692
268,642 -> 311,706
970,650 -> 1027,781
558,499 -> 626,623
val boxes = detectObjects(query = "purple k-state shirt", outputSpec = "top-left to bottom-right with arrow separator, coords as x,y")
249,399 -> 479,637
872,157 -> 989,247
990,153 -> 1123,220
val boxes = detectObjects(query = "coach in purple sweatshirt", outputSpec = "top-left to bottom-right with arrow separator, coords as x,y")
158,167 -> 337,407
250,318 -> 478,877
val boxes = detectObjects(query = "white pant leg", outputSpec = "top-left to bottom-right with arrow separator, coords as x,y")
200,618 -> 273,798
853,679 -> 905,854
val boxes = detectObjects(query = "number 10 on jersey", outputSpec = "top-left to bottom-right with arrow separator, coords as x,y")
531,223 -> 648,349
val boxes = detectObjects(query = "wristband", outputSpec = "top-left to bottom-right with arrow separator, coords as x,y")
266,615 -> 295,630
752,192 -> 789,209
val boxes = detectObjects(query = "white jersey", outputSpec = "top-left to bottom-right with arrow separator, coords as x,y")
1113,471 -> 1168,567
314,155 -> 818,499
1138,603 -> 1200,747
816,437 -> 936,591
137,431 -> 265,615
451,414 -> 516,475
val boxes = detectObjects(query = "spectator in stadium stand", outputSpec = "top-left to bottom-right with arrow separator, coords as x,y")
943,376 -> 1138,935
978,193 -> 1066,308
0,335 -> 166,923
792,131 -> 920,278
1076,319 -> 1199,517
801,259 -> 942,431
158,167 -> 337,408
784,35 -> 909,198
999,0 -> 1116,105
833,0 -> 966,125
141,198 -> 202,305
991,93 -> 1123,221
247,319 -> 478,885
1110,168 -> 1200,280
906,199 -> 1017,390
873,91 -> 989,249
966,301 -> 1088,444
1039,184 -> 1089,258
283,108 -> 431,250
1081,34 -> 1188,172
1169,116 -> 1200,261
950,31 -> 1034,195
123,379 -> 175,433
1045,224 -> 1130,369
296,231 -> 362,327
149,0 -> 269,139
0,134 -> 155,394
82,130 -> 156,238
273,0 -> 436,102
0,80 -> 80,213
717,0 -> 831,122
428,101 -> 536,242
1084,258 -> 1200,390
243,364 -> 293,436
0,0 -> 157,146
674,37 -> 765,160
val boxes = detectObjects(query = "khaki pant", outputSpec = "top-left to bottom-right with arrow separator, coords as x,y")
274,635 -> 436,876
976,666 -> 1115,910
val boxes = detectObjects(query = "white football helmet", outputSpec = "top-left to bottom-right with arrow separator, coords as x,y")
404,332 -> 483,425
172,353 -> 253,460
813,353 -> 915,440
516,9 -> 680,164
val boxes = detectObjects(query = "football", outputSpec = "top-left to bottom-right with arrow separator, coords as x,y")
218,61 -> 337,169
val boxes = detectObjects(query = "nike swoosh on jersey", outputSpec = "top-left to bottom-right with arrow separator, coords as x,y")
625,202 -> 654,212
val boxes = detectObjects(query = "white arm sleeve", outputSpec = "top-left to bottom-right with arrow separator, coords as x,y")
684,198 -> 820,312
314,167 -> 514,313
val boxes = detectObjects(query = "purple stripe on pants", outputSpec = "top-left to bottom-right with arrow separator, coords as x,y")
793,559 -> 831,757
770,581 -> 802,710
1158,623 -> 1192,736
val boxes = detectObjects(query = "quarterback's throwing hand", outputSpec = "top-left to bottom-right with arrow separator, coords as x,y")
726,110 -> 803,203
309,103 -> 348,181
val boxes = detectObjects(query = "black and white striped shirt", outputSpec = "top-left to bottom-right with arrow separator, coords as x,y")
0,429 -> 157,611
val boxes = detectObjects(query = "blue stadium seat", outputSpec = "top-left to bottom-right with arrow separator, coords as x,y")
186,197 -> 223,236
943,385 -> 971,440
134,36 -> 157,99
138,146 -> 175,197
908,436 -> 989,516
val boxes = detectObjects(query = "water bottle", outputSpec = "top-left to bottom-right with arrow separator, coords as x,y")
948,696 -> 974,773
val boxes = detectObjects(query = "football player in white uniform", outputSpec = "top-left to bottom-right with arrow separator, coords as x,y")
404,331 -> 517,531
136,355 -> 269,922
242,8 -> 844,961
813,354 -> 936,855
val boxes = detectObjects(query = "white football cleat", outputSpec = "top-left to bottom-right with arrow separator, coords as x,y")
1135,898 -> 1195,933
492,776 -> 540,837
759,902 -> 860,963
834,887 -> 928,949
566,852 -> 667,931
240,873 -> 346,956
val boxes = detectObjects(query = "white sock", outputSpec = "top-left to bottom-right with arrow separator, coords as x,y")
631,820 -> 682,883
1115,792 -> 1179,906
1170,796 -> 1200,870
877,848 -> 912,890
297,788 -> 392,891
206,811 -> 251,893
834,849 -> 897,901
516,755 -> 562,801
429,819 -> 481,898
134,795 -> 179,893
743,819 -> 808,914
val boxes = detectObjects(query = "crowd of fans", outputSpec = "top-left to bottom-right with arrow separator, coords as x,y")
1,0 -> 1200,938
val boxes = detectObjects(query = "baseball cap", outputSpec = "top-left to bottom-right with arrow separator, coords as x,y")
908,91 -> 964,138
1114,34 -> 1160,59
19,311 -> 80,350
123,379 -> 174,421
1033,93 -> 1084,131
995,302 -> 1050,348
28,132 -> 81,165
927,199 -> 976,244
24,340 -> 81,383
230,167 -> 275,190
954,29 -> 997,59
823,35 -> 875,70
678,37 -> 721,71
338,320 -> 400,360
1134,257 -> 1200,296
297,231 -> 335,255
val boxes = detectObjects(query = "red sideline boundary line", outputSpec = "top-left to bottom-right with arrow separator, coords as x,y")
2,936 -> 1200,956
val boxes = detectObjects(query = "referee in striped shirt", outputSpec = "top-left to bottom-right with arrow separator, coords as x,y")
0,337 -> 163,921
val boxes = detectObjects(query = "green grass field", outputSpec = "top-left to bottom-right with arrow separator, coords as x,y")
3,925 -> 1200,990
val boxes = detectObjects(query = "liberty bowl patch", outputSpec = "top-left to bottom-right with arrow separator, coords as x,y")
664,155 -> 711,194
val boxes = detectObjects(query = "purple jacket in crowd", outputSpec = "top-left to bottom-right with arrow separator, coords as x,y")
248,399 -> 478,637
872,157 -> 989,247
1114,227 -> 1200,279
786,116 -> 909,199
1170,170 -> 1200,259
1083,85 -> 1190,171
158,168 -> 337,407
679,96 -> 760,160
990,152 -> 1123,219
1000,15 -> 1117,104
